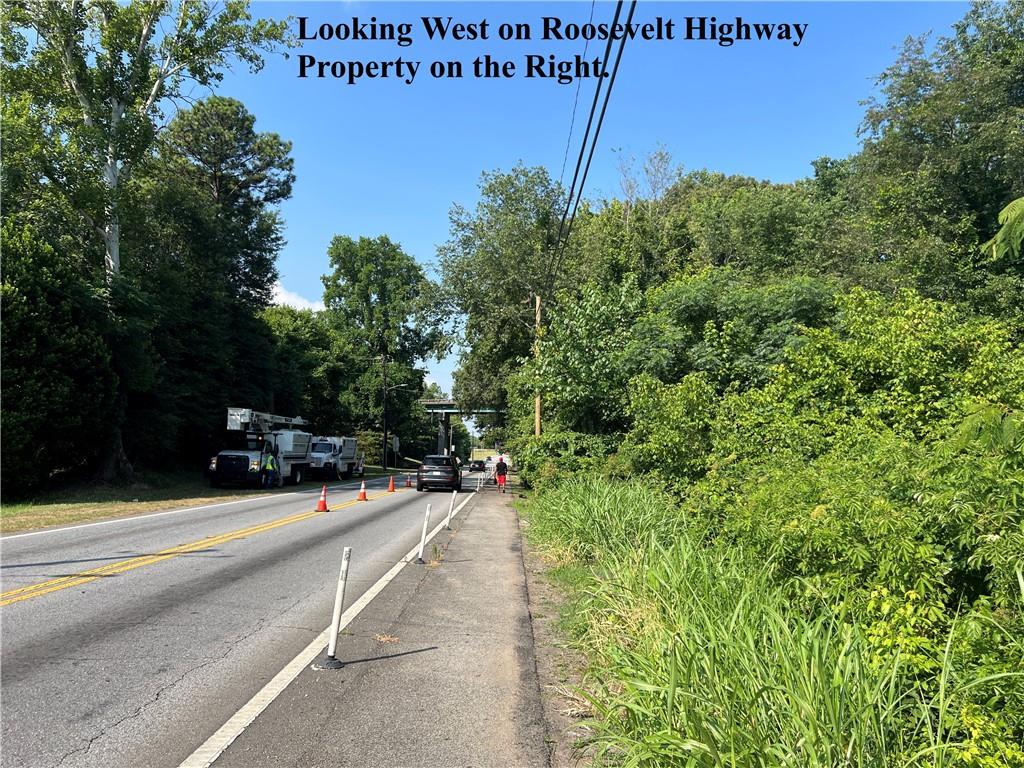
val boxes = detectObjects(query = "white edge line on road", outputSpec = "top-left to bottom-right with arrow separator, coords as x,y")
178,490 -> 479,768
1,479 -> 387,541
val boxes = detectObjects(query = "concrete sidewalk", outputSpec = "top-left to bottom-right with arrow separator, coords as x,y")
214,484 -> 550,768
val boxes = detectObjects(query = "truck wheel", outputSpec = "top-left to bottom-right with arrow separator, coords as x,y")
416,481 -> 424,492
293,467 -> 304,485
342,467 -> 353,480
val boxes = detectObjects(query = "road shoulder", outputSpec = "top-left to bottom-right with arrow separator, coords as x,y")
520,528 -> 593,768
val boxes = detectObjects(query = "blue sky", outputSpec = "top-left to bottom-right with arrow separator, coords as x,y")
216,1 -> 970,394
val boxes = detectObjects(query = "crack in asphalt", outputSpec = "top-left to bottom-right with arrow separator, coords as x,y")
49,589 -> 317,768
51,653 -> 225,768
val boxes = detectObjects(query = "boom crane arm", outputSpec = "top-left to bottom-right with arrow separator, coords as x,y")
226,408 -> 308,433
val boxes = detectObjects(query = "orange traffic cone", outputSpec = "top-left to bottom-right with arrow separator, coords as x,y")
405,474 -> 412,488
357,480 -> 368,501
316,485 -> 328,512
387,475 -> 396,493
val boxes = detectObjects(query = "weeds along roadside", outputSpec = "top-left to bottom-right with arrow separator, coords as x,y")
519,475 -> 1024,768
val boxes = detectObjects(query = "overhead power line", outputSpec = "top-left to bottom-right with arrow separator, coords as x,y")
558,0 -> 598,187
555,0 -> 624,251
535,0 -> 637,440
549,0 -> 638,289
560,0 -> 638,250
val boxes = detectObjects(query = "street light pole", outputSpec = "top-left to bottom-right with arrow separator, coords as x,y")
380,357 -> 407,474
534,293 -> 542,437
382,354 -> 388,472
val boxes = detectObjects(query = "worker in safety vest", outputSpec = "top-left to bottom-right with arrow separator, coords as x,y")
261,446 -> 278,489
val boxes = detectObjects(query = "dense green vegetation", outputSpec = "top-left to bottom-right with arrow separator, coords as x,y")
1,2 -> 445,495
519,290 -> 1024,762
3,1 -> 1022,759
436,3 -> 1024,764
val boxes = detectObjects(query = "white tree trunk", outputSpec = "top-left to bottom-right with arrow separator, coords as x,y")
103,213 -> 120,277
103,141 -> 121,278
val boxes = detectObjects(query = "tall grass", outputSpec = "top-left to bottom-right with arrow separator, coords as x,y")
524,475 -> 688,561
523,477 -> 1022,768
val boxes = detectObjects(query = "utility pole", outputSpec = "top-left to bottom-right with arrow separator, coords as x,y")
534,293 -> 542,437
381,353 -> 388,472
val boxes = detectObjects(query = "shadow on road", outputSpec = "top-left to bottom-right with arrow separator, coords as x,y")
1,548 -> 228,571
329,645 -> 439,667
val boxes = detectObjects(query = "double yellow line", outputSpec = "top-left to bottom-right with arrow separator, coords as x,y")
0,488 -> 406,608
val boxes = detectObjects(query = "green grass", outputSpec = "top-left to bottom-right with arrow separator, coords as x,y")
523,476 -> 687,562
1,467 -> 396,534
0,469 -> 270,533
522,476 -> 1024,768
546,562 -> 594,639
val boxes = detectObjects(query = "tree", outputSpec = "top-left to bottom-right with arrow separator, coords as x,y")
0,221 -> 117,493
154,95 -> 293,306
2,0 -> 289,480
112,97 -> 294,466
3,0 -> 288,282
860,1 -> 1024,239
532,278 -> 645,435
322,234 -> 436,461
827,0 -> 1024,305
451,420 -> 472,461
322,235 -> 431,357
579,147 -> 686,286
262,306 -> 359,434
439,164 -> 567,411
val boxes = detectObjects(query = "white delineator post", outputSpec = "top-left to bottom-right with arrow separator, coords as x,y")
445,489 -> 457,529
321,546 -> 353,669
415,504 -> 432,564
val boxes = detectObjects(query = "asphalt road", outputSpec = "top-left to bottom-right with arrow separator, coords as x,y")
212,485 -> 547,768
0,475 -> 473,768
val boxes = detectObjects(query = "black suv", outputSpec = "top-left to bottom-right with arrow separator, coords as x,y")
468,459 -> 485,472
417,455 -> 462,492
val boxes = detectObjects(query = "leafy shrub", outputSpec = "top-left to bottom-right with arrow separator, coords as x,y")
511,430 -> 618,490
619,372 -> 717,480
711,290 -> 1024,467
521,257 -> 1024,763
533,278 -> 645,435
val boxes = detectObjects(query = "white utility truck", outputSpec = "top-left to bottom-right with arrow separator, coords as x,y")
309,436 -> 365,480
209,408 -> 312,488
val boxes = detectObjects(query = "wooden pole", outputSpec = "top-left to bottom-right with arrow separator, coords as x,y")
535,293 -> 542,437
381,353 -> 388,472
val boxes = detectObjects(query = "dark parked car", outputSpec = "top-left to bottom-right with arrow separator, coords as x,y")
417,455 -> 462,492
468,460 -> 485,472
